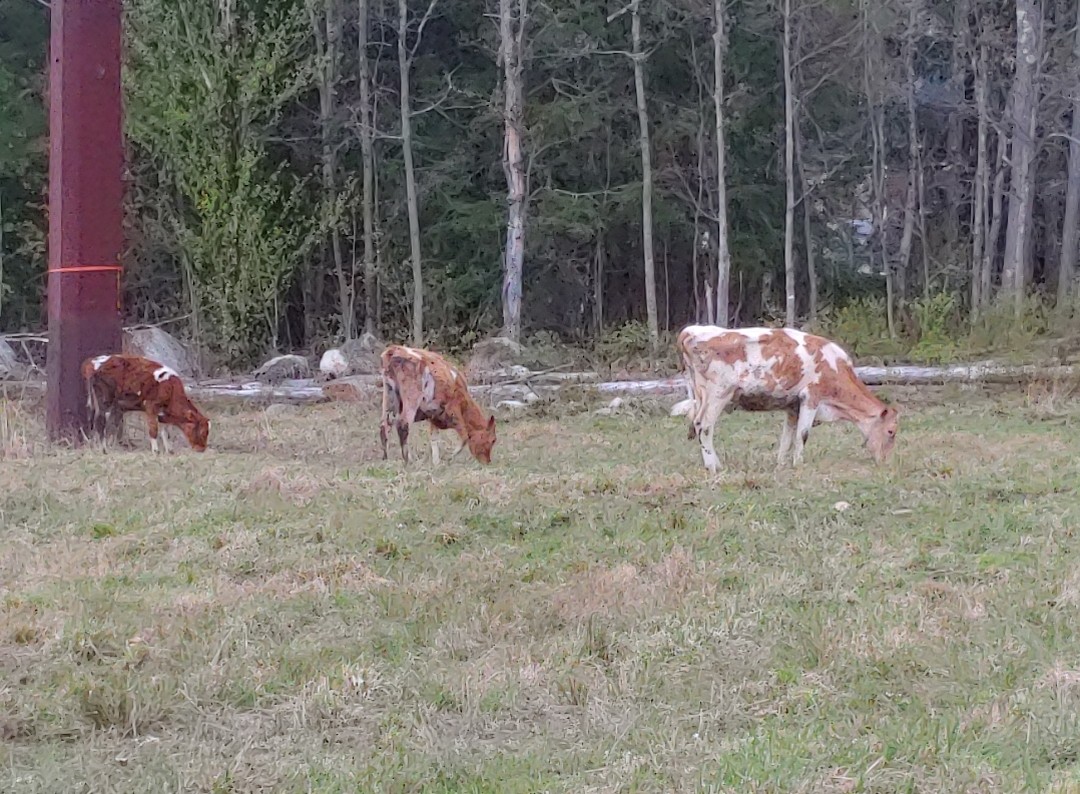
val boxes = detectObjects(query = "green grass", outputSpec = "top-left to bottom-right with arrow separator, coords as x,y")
3,387 -> 1080,792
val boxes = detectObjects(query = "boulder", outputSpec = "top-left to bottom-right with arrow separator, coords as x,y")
319,349 -> 349,379
0,339 -> 27,381
253,354 -> 311,384
465,337 -> 543,381
123,327 -> 196,377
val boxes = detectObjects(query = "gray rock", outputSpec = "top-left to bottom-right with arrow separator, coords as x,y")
0,339 -> 27,381
253,354 -> 311,384
123,327 -> 196,376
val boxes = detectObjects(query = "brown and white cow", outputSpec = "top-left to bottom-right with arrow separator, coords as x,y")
379,344 -> 497,465
674,325 -> 898,473
81,354 -> 210,453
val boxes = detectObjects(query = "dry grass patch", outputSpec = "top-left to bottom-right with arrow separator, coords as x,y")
2,393 -> 1080,790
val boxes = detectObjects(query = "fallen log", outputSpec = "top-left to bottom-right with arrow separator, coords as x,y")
6,361 -> 1077,408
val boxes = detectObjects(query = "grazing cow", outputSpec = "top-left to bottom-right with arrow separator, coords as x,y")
379,344 -> 497,465
674,325 -> 898,473
81,354 -> 210,453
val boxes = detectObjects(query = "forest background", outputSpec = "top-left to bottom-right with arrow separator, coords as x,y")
2,0 -> 1079,370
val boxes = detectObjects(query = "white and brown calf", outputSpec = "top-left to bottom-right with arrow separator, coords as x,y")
379,344 -> 497,465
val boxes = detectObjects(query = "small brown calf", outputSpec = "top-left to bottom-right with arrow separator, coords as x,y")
81,353 -> 210,453
379,344 -> 497,465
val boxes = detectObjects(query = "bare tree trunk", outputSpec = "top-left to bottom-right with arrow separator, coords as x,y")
943,0 -> 969,253
1058,5 -> 1080,305
713,0 -> 732,326
782,0 -> 796,326
862,0 -> 894,337
593,235 -> 604,336
630,0 -> 658,345
499,0 -> 528,341
358,0 -> 377,335
314,0 -> 351,341
916,130 -> 929,298
971,39 -> 989,318
985,111 -> 1009,306
398,0 -> 424,345
1001,0 -> 1042,314
792,51 -> 817,323
896,0 -> 919,307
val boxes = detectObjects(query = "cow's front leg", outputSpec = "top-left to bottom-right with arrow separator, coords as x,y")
429,424 -> 441,466
144,408 -> 162,454
791,402 -> 817,466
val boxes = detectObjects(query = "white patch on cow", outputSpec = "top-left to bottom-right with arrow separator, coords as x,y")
90,355 -> 110,371
794,341 -> 817,384
820,342 -> 850,371
399,347 -> 424,361
734,327 -> 774,341
449,367 -> 459,382
153,366 -> 178,383
680,324 -> 729,341
420,367 -> 438,411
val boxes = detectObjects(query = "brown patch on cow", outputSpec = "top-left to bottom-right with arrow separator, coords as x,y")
759,331 -> 803,390
802,333 -> 830,369
694,332 -> 748,367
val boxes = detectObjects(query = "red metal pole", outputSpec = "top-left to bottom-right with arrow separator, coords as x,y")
45,0 -> 124,442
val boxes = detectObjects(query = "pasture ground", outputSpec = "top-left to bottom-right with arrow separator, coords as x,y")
3,384 -> 1080,793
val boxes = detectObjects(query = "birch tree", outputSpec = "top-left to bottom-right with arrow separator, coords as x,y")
1058,6 -> 1080,304
397,0 -> 439,345
1001,0 -> 1042,312
781,0 -> 796,325
358,0 -> 377,334
713,0 -> 732,326
498,0 -> 528,341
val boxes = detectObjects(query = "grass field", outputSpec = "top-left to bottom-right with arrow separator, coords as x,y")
3,385 -> 1080,793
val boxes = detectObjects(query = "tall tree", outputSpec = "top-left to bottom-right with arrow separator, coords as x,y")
1058,5 -> 1080,304
1001,0 -> 1042,312
358,0 -> 378,334
713,0 -> 732,326
896,0 -> 920,305
311,0 -> 351,339
627,0 -> 658,344
781,0 -> 796,325
971,30 -> 990,316
498,0 -> 528,341
398,0 -> 438,345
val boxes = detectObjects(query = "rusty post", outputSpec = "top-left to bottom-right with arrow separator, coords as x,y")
45,0 -> 125,442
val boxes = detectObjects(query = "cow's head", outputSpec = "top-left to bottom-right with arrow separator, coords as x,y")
180,409 -> 210,452
864,405 -> 899,463
467,415 -> 497,464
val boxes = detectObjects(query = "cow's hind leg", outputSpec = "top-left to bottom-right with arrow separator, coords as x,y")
791,402 -> 817,466
776,408 -> 798,467
144,407 -> 162,454
697,388 -> 734,475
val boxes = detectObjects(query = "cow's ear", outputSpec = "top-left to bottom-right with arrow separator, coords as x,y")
487,415 -> 496,430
